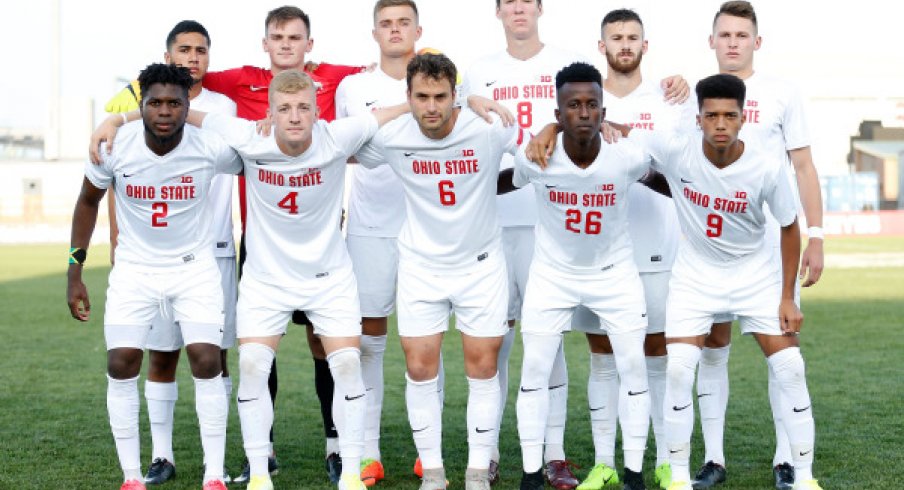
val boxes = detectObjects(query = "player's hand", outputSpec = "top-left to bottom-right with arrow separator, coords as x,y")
256,118 -> 273,137
365,62 -> 377,73
661,75 -> 690,105
89,114 -> 127,164
778,298 -> 803,335
103,81 -> 141,114
799,239 -> 824,287
601,122 -> 621,144
525,123 -> 559,169
467,95 -> 515,126
67,268 -> 91,322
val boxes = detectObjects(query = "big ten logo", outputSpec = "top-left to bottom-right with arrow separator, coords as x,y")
180,175 -> 193,183
746,100 -> 758,108
462,149 -> 475,157
540,75 -> 552,83
735,191 -> 747,199
595,183 -> 615,192
639,113 -> 652,121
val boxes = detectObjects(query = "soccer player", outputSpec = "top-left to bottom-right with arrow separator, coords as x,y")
105,20 -> 239,485
67,63 -> 243,490
355,53 -> 522,490
693,4 -> 825,489
509,62 -> 652,490
568,10 -> 695,490
620,73 -> 821,490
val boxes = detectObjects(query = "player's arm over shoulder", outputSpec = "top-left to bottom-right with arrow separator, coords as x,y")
199,128 -> 243,175
200,112 -> 257,149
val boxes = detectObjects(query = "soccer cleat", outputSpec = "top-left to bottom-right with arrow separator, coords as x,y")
654,464 -> 671,489
520,469 -> 545,490
338,473 -> 368,490
325,452 -> 343,484
419,467 -> 448,490
121,480 -> 147,490
201,464 -> 231,484
577,462 -> 619,489
622,469 -> 646,490
232,457 -> 280,484
202,480 -> 227,490
488,460 -> 500,486
247,475 -> 274,490
144,458 -> 176,484
773,463 -> 794,490
465,467 -> 491,490
667,482 -> 692,490
691,462 -> 726,489
546,460 -> 580,490
791,480 -> 822,490
414,457 -> 423,478
360,458 -> 385,486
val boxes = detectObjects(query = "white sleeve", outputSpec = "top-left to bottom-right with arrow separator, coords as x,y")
201,113 -> 256,150
84,148 -> 114,189
328,114 -> 379,157
494,118 -> 525,156
354,131 -> 387,169
627,129 -> 682,174
335,79 -> 350,119
512,146 -> 535,188
765,163 -> 799,227
781,84 -> 810,151
207,132 -> 244,175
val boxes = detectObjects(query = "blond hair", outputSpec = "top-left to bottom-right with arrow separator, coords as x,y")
268,69 -> 316,107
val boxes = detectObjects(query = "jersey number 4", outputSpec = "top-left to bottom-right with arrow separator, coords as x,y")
565,209 -> 602,234
278,192 -> 300,214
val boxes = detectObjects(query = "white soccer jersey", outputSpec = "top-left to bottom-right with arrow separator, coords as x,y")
356,109 -> 522,269
336,69 -> 407,237
202,112 -> 378,285
462,45 -> 589,227
631,130 -> 799,264
192,88 -> 238,257
513,134 -> 648,273
85,122 -> 242,267
605,80 -> 694,272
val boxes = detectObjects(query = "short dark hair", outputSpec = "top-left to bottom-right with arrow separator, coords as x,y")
555,62 -> 603,90
265,6 -> 311,37
601,8 -> 643,32
138,63 -> 194,102
695,73 -> 746,110
165,20 -> 210,51
714,1 -> 757,33
495,0 -> 541,7
374,0 -> 419,22
406,53 -> 457,92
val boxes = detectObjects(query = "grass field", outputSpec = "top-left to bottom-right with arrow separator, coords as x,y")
1,238 -> 902,489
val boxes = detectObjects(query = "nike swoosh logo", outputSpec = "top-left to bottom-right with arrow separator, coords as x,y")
486,81 -> 496,87
237,397 -> 258,403
697,393 -> 713,398
799,450 -> 812,456
793,405 -> 811,413
412,426 -> 429,433
628,389 -> 648,396
365,100 -> 377,107
673,403 -> 691,411
520,386 -> 542,393
249,85 -> 267,92
475,427 -> 493,433
545,184 -> 557,189
345,393 -> 365,401
589,405 -> 605,412
680,178 -> 693,183
641,313 -> 647,318
123,173 -> 135,178
670,448 -> 682,454
404,152 -> 415,157
548,383 -> 567,390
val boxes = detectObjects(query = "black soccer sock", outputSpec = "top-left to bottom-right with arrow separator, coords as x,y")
314,357 -> 339,439
268,357 -> 278,444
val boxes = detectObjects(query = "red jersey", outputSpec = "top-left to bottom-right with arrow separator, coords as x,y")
202,63 -> 365,228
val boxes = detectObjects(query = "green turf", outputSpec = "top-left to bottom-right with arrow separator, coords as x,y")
1,240 -> 902,489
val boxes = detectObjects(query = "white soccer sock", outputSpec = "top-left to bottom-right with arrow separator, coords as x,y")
698,345 -> 730,466
768,363 -> 793,467
611,330 -> 650,472
517,332 -> 560,473
406,374 -> 443,469
493,326 -> 515,460
467,374 -> 501,469
145,380 -> 177,463
223,375 -> 232,398
360,334 -> 387,461
544,339 -> 568,463
108,375 -> 141,481
195,374 -> 227,482
646,355 -> 669,466
329,347 -> 366,477
664,343 -> 702,484
588,353 -> 618,467
437,354 -> 446,410
768,347 -> 815,482
237,343 -> 275,478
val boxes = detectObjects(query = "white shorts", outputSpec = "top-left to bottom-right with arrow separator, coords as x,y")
145,256 -> 237,351
666,247 -> 785,338
712,246 -> 801,326
396,250 -> 508,338
236,266 -> 361,339
572,270 -> 669,335
104,260 -> 224,350
525,260 -> 647,336
347,234 -> 399,318
502,226 -> 535,321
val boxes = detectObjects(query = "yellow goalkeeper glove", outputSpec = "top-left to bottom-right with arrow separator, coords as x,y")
104,80 -> 141,113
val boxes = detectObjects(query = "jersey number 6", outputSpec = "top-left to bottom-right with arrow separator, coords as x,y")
438,180 -> 456,206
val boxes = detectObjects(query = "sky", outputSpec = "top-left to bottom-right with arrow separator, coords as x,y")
2,0 -> 903,170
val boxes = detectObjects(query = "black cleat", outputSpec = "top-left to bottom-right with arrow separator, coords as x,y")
325,452 -> 342,484
773,462 -> 795,490
623,469 -> 646,490
144,458 -> 176,485
489,460 -> 500,486
692,461 -> 726,489
521,469 -> 545,490
232,456 -> 279,484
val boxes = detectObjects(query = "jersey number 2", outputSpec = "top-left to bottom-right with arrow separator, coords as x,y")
151,202 -> 168,227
